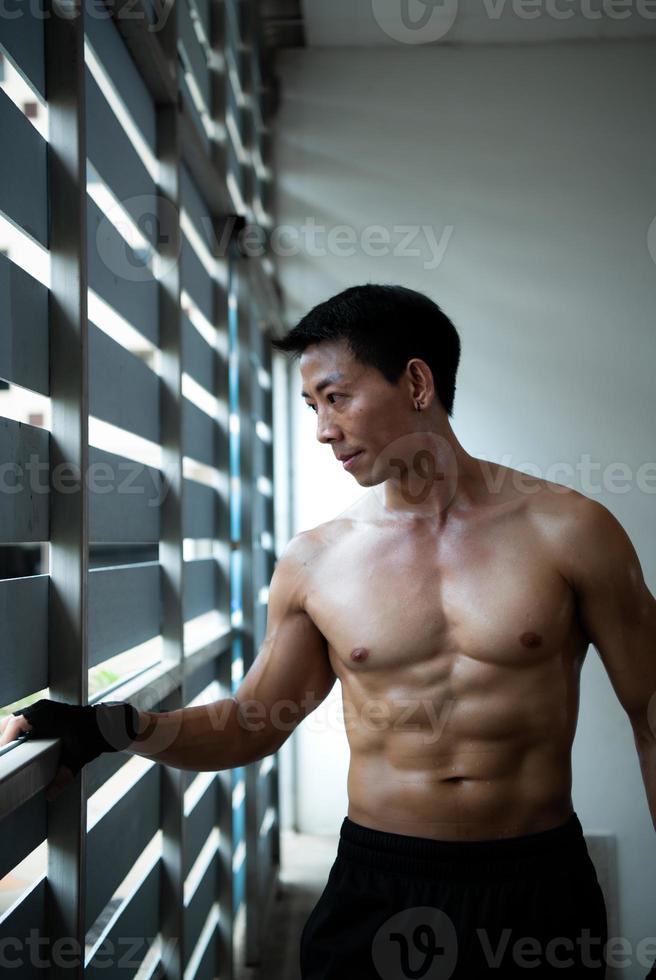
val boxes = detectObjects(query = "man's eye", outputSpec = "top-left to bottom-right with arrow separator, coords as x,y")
305,394 -> 341,412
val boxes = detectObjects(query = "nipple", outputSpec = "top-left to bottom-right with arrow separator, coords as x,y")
350,647 -> 370,663
520,631 -> 542,649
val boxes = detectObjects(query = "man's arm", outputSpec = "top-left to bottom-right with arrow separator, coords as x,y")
558,494 -> 656,828
130,530 -> 336,771
0,531 -> 336,797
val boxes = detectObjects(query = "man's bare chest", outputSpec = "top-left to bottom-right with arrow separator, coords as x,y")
303,515 -> 587,679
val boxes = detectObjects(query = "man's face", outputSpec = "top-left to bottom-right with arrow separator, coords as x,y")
299,340 -> 412,487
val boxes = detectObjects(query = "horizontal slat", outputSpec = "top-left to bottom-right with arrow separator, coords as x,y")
0,9 -> 45,97
183,398 -> 217,468
189,0 -> 211,46
0,738 -> 58,822
226,132 -> 241,189
193,929 -> 218,980
184,557 -> 219,621
85,11 -> 156,153
184,655 -> 219,707
225,0 -> 240,51
0,880 -> 46,980
226,47 -> 241,122
182,236 -> 214,324
0,575 -> 48,706
180,73 -> 211,154
0,253 -> 49,395
184,850 -> 218,968
89,323 -> 160,443
86,752 -> 131,800
86,860 -> 160,980
86,764 -> 160,928
183,479 -> 222,540
89,562 -> 161,669
0,88 -> 47,246
234,853 -> 246,909
0,640 -> 232,818
182,314 -> 217,394
87,195 -> 159,346
89,447 -> 161,544
0,792 -> 46,882
85,68 -> 158,247
185,780 -> 217,877
0,418 -> 49,543
180,163 -> 215,258
178,0 -> 211,111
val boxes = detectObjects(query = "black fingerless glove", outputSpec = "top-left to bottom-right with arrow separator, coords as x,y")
13,698 -> 141,778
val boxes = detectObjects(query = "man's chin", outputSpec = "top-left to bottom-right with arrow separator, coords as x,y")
352,470 -> 385,489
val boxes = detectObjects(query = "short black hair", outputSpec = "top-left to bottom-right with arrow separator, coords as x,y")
271,284 -> 461,418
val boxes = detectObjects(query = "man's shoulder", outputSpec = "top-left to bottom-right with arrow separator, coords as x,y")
525,478 -> 612,530
274,522 -> 347,620
282,513 -> 355,563
286,494 -> 371,554
524,480 -> 622,587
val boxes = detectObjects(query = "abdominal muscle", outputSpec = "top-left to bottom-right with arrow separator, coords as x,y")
347,748 -> 575,841
342,680 -> 578,841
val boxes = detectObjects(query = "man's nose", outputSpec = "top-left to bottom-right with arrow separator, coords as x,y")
315,411 -> 341,444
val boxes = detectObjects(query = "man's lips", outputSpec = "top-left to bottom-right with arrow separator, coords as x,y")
339,451 -> 364,470
337,451 -> 362,462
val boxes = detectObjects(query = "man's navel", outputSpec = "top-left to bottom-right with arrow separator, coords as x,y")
350,647 -> 370,663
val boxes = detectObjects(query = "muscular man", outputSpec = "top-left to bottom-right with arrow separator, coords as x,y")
2,284 -> 655,977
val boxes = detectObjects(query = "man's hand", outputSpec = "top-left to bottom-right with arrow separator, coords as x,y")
0,699 -> 141,802
0,709 -> 74,801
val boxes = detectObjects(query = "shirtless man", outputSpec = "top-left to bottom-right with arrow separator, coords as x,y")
3,284 -> 655,977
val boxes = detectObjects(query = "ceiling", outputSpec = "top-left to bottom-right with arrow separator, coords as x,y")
298,0 -> 656,46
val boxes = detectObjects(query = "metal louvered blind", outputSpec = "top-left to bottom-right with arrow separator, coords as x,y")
0,1 -> 284,977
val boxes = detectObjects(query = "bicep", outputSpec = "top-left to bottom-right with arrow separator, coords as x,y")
234,537 -> 336,752
563,497 -> 656,730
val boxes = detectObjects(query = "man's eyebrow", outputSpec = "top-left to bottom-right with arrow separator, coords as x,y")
300,372 -> 347,398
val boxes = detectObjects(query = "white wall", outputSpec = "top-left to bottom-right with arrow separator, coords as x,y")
274,40 -> 656,976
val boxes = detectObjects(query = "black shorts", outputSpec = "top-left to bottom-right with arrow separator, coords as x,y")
299,811 -> 608,979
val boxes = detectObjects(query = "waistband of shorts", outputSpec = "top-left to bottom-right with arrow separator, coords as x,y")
337,812 -> 588,879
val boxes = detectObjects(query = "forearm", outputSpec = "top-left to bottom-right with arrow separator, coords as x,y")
126,697 -> 276,772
